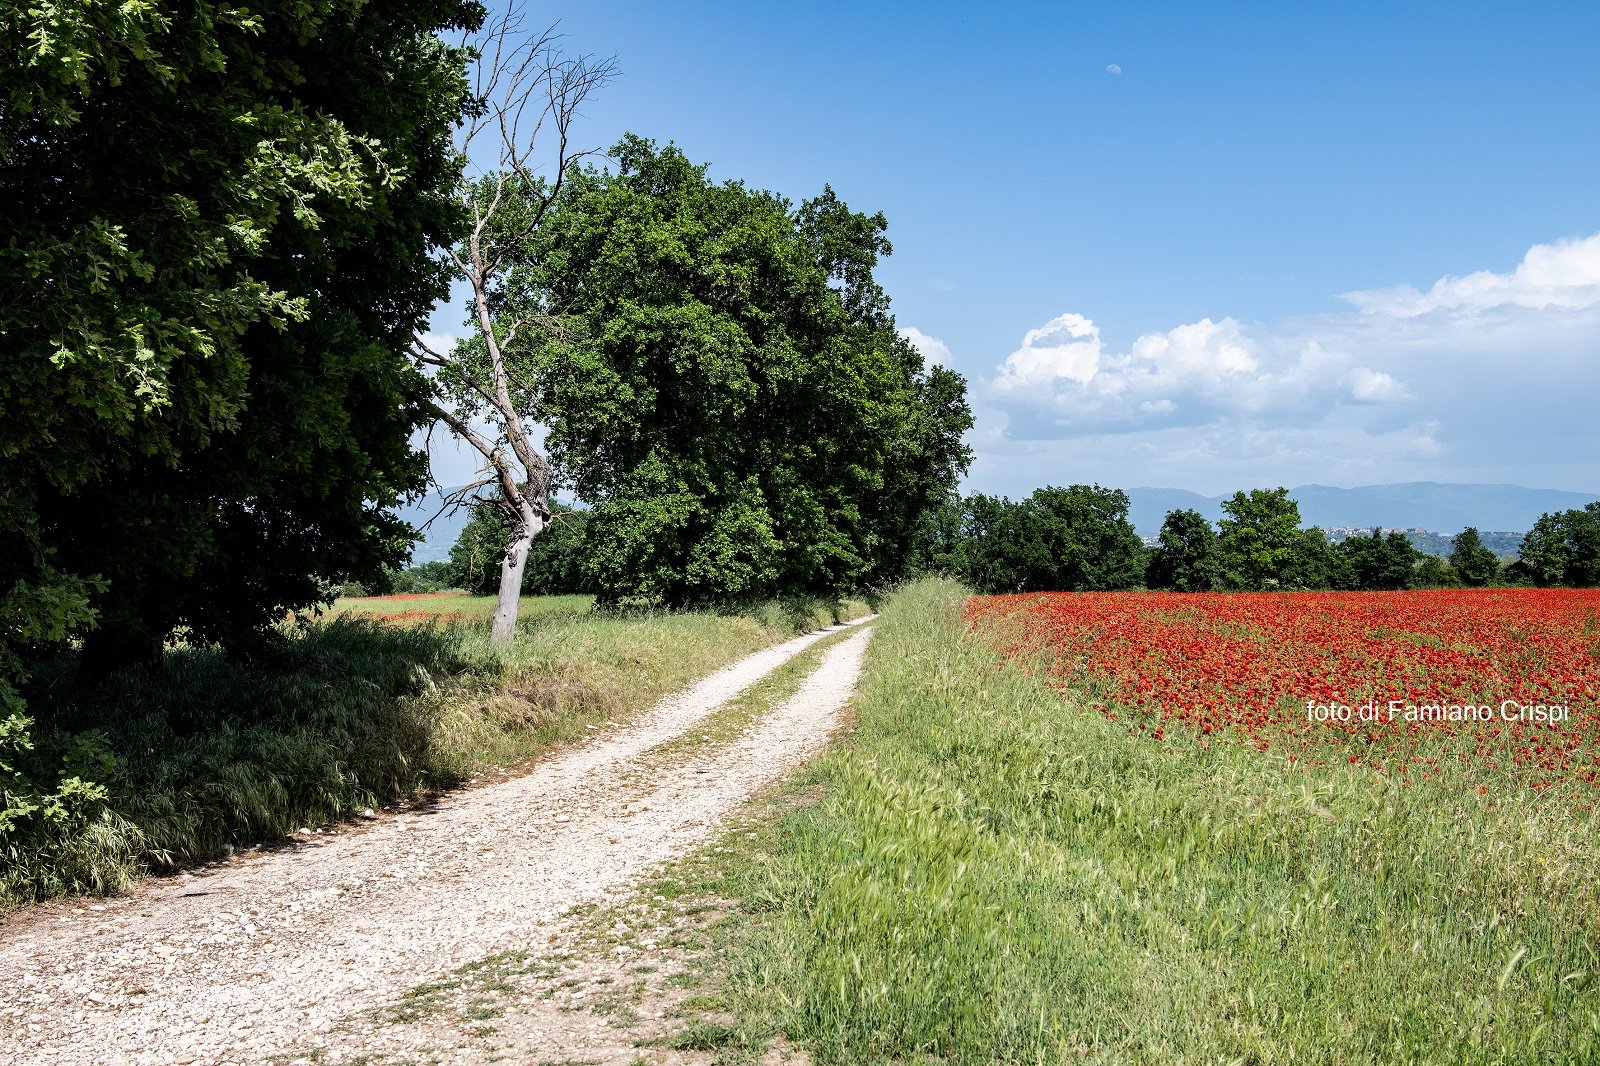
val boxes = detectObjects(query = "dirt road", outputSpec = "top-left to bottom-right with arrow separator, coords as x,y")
0,619 -> 874,1065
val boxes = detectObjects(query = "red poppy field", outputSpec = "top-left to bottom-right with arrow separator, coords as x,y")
968,588 -> 1600,791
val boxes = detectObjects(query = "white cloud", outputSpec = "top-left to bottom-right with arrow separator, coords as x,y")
991,314 -> 1338,428
993,312 -> 1102,391
416,331 -> 463,360
1341,232 -> 1600,317
1344,367 -> 1410,404
976,231 -> 1600,495
898,326 -> 954,367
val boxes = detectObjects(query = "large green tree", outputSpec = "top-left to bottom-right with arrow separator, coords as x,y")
949,494 -> 1033,595
1450,527 -> 1500,587
1281,528 -> 1352,591
1216,488 -> 1303,591
509,137 -> 972,606
1146,508 -> 1221,591
1022,485 -> 1146,592
1518,505 -> 1600,587
1338,529 -> 1419,591
1,0 -> 483,677
949,487 -> 1143,594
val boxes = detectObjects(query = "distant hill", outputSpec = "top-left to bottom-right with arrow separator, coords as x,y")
1125,488 -> 1227,533
395,486 -> 476,565
1125,481 -> 1598,540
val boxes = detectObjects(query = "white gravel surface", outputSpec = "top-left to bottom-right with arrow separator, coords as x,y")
0,619 -> 874,1065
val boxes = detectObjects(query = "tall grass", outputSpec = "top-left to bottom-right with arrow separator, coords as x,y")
702,578 -> 1600,1064
2,597 -> 837,912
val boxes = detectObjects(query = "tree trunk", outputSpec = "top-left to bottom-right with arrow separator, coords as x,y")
490,504 -> 545,644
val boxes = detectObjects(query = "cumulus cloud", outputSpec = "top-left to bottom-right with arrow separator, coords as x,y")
1341,232 -> 1600,317
977,231 -> 1600,494
993,312 -> 1102,391
991,313 -> 1357,429
898,326 -> 954,367
1344,367 -> 1410,404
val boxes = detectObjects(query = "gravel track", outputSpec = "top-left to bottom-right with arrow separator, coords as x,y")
0,619 -> 874,1065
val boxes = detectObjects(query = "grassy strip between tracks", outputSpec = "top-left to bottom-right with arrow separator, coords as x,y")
636,619 -> 868,772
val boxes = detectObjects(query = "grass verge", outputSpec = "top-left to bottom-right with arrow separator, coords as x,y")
664,576 -> 1600,1064
1,594 -> 864,913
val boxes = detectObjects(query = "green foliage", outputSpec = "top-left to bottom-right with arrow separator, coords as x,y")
1146,507 -> 1221,591
1400,528 -> 1522,560
1451,527 -> 1501,587
448,500 -> 591,596
1518,504 -> 1600,587
1021,485 -> 1147,591
938,486 -> 1146,594
943,493 -> 1029,594
0,551 -> 131,888
1,0 -> 485,680
1280,526 -> 1353,591
389,561 -> 459,595
940,487 -> 1563,595
1216,487 -> 1303,590
1413,554 -> 1461,588
906,493 -> 968,577
507,136 -> 971,607
1337,528 -> 1420,591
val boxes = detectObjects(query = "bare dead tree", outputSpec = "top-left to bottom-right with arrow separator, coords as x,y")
413,7 -> 615,642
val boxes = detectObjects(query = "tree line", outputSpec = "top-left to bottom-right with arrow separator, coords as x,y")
921,486 -> 1600,594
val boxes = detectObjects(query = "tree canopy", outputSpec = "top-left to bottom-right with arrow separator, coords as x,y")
1146,508 -> 1221,592
1518,504 -> 1600,587
506,137 -> 972,606
1450,527 -> 1500,587
1216,488 -> 1303,591
1,0 -> 483,676
937,486 -> 1145,594
1340,529 -> 1421,591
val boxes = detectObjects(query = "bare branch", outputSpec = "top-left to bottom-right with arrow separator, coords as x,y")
422,3 -> 611,640
427,400 -> 498,463
411,332 -> 452,364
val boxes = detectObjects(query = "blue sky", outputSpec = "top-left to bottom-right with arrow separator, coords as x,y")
428,1 -> 1600,497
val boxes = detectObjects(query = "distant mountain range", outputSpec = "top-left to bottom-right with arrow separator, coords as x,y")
1125,482 -> 1599,540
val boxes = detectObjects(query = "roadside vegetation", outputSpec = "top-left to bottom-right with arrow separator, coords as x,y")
0,593 -> 867,912
670,578 -> 1599,1064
